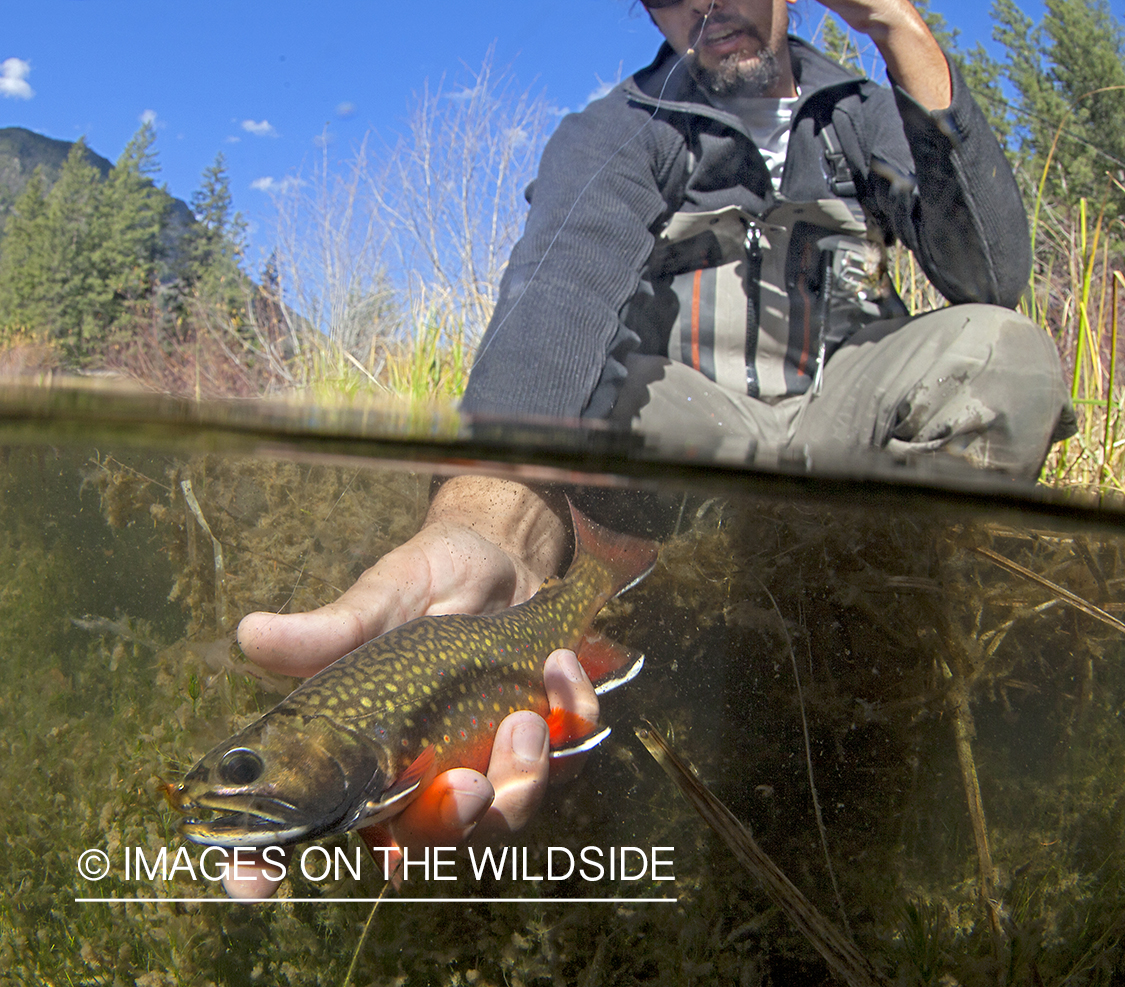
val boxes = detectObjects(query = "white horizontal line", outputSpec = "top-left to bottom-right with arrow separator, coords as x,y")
76,897 -> 678,904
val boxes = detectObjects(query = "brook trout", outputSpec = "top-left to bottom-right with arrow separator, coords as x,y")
168,502 -> 659,848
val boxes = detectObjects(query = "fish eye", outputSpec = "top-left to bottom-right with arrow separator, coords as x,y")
218,748 -> 264,785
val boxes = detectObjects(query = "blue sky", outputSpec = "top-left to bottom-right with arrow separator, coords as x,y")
3,0 -> 1121,267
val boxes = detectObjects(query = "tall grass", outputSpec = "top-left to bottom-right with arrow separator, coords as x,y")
1025,154 -> 1125,492
252,51 -> 548,408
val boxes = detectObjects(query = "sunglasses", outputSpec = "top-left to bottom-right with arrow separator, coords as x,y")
641,0 -> 685,8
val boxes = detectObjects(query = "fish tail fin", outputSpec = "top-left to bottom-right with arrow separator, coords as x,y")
568,500 -> 659,597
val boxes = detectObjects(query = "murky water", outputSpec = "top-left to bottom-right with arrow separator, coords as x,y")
3,387 -> 1125,987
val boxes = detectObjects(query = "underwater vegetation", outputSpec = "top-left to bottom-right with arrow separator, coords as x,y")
2,446 -> 1125,985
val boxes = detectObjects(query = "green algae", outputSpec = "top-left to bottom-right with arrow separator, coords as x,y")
4,444 -> 1125,985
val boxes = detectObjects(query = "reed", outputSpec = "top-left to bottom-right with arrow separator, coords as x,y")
1030,183 -> 1125,494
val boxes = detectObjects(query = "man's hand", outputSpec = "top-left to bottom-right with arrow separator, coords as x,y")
224,476 -> 592,899
813,0 -> 951,109
237,476 -> 570,677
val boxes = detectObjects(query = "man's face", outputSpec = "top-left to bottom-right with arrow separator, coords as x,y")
648,0 -> 793,97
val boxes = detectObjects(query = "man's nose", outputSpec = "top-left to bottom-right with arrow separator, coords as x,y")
687,0 -> 724,14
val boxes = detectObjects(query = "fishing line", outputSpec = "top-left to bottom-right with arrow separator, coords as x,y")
756,577 -> 852,940
340,876 -> 392,987
471,0 -> 717,368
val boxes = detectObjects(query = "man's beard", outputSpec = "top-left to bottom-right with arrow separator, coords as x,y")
692,45 -> 782,97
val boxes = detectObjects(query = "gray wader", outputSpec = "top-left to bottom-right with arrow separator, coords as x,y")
609,302 -> 1073,480
615,168 -> 1073,479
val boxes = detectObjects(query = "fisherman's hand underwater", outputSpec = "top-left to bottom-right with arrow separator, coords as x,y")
229,476 -> 588,899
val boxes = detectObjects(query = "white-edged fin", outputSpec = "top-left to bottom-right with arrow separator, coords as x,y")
614,563 -> 657,598
549,725 -> 611,759
594,652 -> 645,696
353,745 -> 435,826
356,780 -> 425,825
180,822 -> 311,848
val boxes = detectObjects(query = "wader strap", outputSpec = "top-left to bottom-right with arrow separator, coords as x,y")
820,120 -> 857,198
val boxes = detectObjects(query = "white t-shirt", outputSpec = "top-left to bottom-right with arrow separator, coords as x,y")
709,94 -> 800,193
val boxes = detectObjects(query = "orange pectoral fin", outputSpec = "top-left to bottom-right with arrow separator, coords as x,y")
361,745 -> 438,825
391,745 -> 438,798
576,632 -> 645,695
546,707 -> 612,759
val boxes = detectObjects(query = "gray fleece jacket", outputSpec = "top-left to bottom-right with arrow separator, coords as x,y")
462,36 -> 1030,420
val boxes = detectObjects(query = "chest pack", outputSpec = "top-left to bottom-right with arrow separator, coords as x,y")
636,123 -> 907,401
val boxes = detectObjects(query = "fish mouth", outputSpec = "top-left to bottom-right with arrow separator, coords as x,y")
175,793 -> 320,848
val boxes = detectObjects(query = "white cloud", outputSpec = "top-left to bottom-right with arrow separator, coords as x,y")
446,84 -> 483,103
0,58 -> 34,100
241,119 -> 278,138
251,176 -> 299,194
586,65 -> 624,107
336,101 -> 356,119
504,126 -> 530,149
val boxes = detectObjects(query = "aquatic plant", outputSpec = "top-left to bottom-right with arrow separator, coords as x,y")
5,445 -> 1125,985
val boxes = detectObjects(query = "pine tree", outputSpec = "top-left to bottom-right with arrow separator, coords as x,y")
96,122 -> 167,325
184,153 -> 248,319
0,168 -> 51,332
34,139 -> 103,353
992,0 -> 1125,206
816,16 -> 864,76
0,127 -> 171,361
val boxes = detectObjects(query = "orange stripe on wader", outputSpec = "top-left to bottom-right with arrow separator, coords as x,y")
796,241 -> 815,375
691,269 -> 703,371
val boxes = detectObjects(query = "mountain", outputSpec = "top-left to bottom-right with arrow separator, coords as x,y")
0,126 -> 196,243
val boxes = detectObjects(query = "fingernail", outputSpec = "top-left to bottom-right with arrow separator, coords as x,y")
512,717 -> 548,763
440,786 -> 491,831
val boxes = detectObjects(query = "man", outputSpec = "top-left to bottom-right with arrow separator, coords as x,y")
464,0 -> 1069,472
229,0 -> 1069,896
